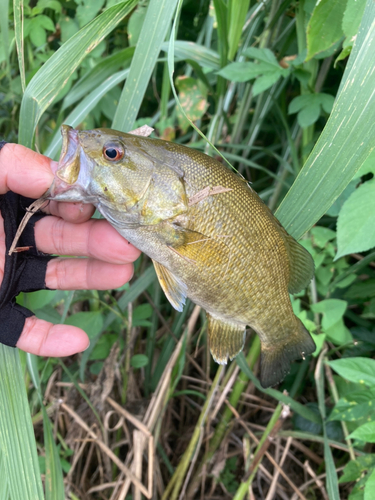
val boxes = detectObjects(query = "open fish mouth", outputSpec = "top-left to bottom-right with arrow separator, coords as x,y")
48,125 -> 94,203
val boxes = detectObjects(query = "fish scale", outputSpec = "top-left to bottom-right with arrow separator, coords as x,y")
50,125 -> 316,388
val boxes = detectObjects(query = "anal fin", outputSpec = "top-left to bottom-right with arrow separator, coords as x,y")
207,314 -> 246,364
152,260 -> 187,312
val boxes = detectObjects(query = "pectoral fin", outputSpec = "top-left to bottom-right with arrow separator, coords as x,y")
207,314 -> 246,364
152,260 -> 187,312
167,226 -> 230,268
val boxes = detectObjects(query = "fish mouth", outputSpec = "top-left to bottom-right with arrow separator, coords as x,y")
48,125 -> 93,203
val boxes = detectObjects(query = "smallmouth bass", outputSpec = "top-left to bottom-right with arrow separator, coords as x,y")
50,125 -> 316,388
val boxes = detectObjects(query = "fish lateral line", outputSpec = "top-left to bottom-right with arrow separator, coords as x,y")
188,186 -> 233,206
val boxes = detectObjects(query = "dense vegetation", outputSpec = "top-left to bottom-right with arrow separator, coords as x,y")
1,0 -> 375,499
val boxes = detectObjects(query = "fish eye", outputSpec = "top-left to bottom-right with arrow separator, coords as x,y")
103,143 -> 124,161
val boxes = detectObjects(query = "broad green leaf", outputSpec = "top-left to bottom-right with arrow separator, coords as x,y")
349,421 -> 375,442
19,0 -> 137,148
297,103 -> 320,128
112,0 -> 179,132
336,180 -> 375,258
353,149 -> 375,179
252,71 -> 281,97
364,467 -> 375,500
311,227 -> 336,247
76,0 -> 105,28
340,456 -> 375,483
227,0 -> 251,60
175,76 -> 208,132
311,299 -> 347,330
328,357 -> 375,386
324,319 -> 353,345
131,354 -> 149,368
342,0 -> 367,47
307,0 -> 346,60
329,389 -> 375,421
243,47 -> 280,67
326,180 -> 357,217
345,279 -> 375,299
65,311 -> 104,339
0,347 -> 44,500
59,16 -> 80,43
128,3 -> 148,46
161,41 -> 220,69
289,93 -> 335,128
218,61 -> 277,82
276,0 -> 375,240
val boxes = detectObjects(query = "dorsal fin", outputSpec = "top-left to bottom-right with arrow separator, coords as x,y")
152,260 -> 187,312
274,221 -> 314,294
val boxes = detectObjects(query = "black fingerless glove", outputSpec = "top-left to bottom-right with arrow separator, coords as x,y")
0,141 -> 56,347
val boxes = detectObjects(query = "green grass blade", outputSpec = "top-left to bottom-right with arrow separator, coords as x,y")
0,346 -> 44,500
160,40 -> 220,69
13,0 -> 25,92
112,0 -> 179,131
236,352 -> 321,424
27,354 -> 65,500
19,0 -> 138,148
62,47 -> 134,110
0,0 -> 9,70
45,69 -> 130,158
227,0 -> 251,60
276,0 -> 375,239
0,452 -> 9,499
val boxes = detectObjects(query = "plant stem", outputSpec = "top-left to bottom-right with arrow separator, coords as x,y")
161,365 -> 225,500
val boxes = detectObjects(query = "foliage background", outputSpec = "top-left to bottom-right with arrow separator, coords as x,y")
1,0 -> 375,499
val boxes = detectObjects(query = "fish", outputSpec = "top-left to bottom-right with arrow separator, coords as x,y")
49,124 -> 316,388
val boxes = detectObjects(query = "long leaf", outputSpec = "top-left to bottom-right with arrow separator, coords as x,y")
160,40 -> 220,69
0,346 -> 44,500
276,0 -> 375,239
18,0 -> 138,148
0,0 -> 9,70
45,69 -> 130,158
236,352 -> 321,424
13,0 -> 25,93
27,354 -> 65,500
112,0 -> 179,131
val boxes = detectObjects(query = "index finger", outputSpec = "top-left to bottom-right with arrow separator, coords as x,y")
0,143 -> 54,197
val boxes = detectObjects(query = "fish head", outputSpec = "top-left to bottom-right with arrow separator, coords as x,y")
50,125 -> 188,224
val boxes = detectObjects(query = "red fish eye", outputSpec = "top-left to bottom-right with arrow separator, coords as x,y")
103,145 -> 124,161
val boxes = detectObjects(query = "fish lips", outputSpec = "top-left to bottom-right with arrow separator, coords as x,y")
49,125 -> 96,204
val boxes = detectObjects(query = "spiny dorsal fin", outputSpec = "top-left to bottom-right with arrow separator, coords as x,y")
259,317 -> 316,388
152,260 -> 187,312
275,223 -> 314,294
207,314 -> 246,364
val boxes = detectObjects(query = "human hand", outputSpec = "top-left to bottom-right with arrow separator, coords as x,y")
0,143 -> 141,357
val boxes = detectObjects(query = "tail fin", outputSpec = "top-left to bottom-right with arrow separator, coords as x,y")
259,318 -> 316,388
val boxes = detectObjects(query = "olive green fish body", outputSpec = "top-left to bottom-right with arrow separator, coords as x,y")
51,126 -> 315,387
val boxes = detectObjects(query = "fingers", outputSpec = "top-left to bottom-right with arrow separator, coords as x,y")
0,143 -> 95,223
44,200 -> 96,223
0,143 -> 55,197
35,217 -> 141,264
16,317 -> 90,356
45,257 -> 135,290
